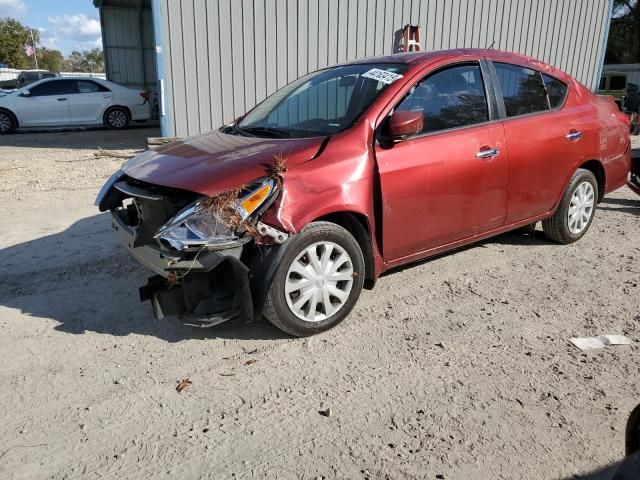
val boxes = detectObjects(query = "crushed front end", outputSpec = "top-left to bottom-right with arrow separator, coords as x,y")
96,170 -> 288,327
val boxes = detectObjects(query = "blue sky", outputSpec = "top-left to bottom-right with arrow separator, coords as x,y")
0,0 -> 102,55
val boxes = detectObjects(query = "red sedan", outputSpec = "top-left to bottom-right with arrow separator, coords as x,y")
97,49 -> 631,336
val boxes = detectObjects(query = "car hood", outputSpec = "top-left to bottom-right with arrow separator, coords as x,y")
122,129 -> 327,196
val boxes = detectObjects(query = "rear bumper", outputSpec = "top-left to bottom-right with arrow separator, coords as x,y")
130,103 -> 151,121
111,211 -> 287,327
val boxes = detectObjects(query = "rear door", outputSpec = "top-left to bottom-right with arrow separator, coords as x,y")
375,61 -> 508,261
17,79 -> 73,126
67,80 -> 114,124
490,62 -> 594,222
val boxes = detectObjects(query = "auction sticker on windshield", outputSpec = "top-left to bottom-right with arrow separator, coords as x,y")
361,68 -> 404,84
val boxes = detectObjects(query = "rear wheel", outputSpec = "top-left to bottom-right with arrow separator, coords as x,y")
104,107 -> 130,130
0,110 -> 17,134
264,222 -> 365,337
542,168 -> 598,244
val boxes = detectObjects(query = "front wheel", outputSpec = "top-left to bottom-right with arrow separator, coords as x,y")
264,221 -> 365,337
542,168 -> 598,244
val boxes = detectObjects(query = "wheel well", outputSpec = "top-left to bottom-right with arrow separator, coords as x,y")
579,160 -> 606,202
316,212 -> 376,289
0,107 -> 18,126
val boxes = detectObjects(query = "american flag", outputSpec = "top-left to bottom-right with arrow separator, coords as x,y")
24,43 -> 35,57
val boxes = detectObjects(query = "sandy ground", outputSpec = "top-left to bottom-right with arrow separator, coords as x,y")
0,128 -> 639,480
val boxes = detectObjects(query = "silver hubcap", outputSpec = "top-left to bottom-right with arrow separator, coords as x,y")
108,110 -> 127,128
285,241 -> 354,322
568,181 -> 595,234
0,113 -> 11,132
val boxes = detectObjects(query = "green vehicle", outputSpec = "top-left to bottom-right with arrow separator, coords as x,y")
598,71 -> 628,109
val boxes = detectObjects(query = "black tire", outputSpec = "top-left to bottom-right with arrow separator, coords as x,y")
0,109 -> 17,134
264,221 -> 365,337
542,168 -> 598,244
104,107 -> 130,130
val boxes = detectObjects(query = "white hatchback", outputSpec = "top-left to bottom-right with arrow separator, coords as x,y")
0,77 -> 151,133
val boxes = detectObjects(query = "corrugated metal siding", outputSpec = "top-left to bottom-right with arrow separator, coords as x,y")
101,4 -> 157,94
157,0 -> 611,137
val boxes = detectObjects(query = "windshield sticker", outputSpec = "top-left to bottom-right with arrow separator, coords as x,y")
361,68 -> 404,85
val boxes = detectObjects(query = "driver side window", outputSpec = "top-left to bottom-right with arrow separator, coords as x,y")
395,63 -> 489,136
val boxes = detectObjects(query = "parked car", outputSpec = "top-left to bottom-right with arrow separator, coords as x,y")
97,49 -> 631,336
623,82 -> 640,113
16,69 -> 57,88
0,77 -> 150,133
598,71 -> 628,109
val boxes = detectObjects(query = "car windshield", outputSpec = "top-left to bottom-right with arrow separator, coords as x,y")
236,63 -> 408,138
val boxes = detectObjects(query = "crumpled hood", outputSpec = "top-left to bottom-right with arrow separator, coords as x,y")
122,129 -> 326,196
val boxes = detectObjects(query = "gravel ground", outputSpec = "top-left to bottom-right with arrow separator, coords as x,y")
0,129 -> 639,480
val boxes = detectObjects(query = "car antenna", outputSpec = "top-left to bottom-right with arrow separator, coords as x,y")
487,39 -> 496,50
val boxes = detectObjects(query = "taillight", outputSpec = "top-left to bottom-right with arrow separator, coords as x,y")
140,91 -> 149,103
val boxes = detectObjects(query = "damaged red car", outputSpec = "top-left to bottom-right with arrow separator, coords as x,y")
96,49 -> 631,337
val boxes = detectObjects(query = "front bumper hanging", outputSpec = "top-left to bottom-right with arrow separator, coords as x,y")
112,210 -> 288,327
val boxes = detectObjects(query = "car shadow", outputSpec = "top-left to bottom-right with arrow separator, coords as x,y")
0,213 -> 288,342
0,124 -> 161,150
598,197 -> 640,216
382,227 -> 549,277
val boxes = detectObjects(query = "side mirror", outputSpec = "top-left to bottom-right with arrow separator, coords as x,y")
388,111 -> 423,140
21,89 -> 31,97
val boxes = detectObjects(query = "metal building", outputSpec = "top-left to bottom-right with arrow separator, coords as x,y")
96,0 -> 613,138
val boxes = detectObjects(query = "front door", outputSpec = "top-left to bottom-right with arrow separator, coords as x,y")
375,62 -> 508,262
18,79 -> 73,126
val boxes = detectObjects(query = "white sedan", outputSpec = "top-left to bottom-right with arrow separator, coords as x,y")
0,77 -> 151,133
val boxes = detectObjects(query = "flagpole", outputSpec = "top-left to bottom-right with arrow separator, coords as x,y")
30,29 -> 38,70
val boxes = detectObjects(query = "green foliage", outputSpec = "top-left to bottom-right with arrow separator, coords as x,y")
606,0 -> 640,64
38,47 -> 64,73
62,49 -> 104,73
0,17 -> 40,69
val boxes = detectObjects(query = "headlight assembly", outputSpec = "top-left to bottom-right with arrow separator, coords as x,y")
154,177 -> 277,251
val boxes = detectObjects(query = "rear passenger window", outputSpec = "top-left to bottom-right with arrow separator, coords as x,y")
542,74 -> 568,109
395,63 -> 489,134
76,80 -> 109,93
494,63 -> 549,117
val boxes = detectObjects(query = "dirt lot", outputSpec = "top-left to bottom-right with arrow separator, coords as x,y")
0,128 -> 639,480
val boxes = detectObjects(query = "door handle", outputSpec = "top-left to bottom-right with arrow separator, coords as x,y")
475,148 -> 500,159
57,97 -> 67,101
566,130 -> 583,141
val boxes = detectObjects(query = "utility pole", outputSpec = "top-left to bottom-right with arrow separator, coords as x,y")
30,29 -> 38,70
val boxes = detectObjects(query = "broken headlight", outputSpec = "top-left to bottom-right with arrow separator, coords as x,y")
154,178 -> 277,251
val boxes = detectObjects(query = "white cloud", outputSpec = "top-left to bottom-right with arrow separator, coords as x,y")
0,0 -> 27,18
44,13 -> 102,53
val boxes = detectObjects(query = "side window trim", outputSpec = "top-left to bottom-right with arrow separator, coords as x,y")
379,60 -> 497,142
488,60 -> 569,121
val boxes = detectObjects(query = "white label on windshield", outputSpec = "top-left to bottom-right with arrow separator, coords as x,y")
361,68 -> 403,84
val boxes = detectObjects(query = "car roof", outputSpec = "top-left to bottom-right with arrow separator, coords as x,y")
350,48 -> 572,82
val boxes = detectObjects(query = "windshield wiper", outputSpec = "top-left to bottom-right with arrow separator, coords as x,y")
236,126 -> 293,138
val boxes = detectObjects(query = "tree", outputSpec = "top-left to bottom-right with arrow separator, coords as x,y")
63,50 -> 87,72
62,49 -> 104,73
0,18 -> 40,69
84,48 -> 104,73
605,0 -> 640,64
38,47 -> 64,73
